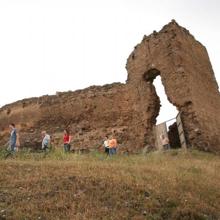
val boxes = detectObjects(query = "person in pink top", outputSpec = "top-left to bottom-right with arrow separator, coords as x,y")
63,129 -> 72,152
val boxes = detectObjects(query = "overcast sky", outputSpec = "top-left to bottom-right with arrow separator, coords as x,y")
0,0 -> 219,124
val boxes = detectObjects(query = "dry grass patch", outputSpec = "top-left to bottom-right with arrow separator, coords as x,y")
0,149 -> 219,219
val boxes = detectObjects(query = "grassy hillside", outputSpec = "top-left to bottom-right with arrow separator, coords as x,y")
0,149 -> 219,220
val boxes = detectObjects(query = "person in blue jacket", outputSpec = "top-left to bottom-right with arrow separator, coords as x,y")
9,123 -> 17,152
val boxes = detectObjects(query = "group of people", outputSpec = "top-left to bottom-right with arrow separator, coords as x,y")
6,123 -> 117,155
6,123 -> 169,154
6,124 -> 72,153
42,130 -> 118,155
41,129 -> 72,152
103,136 -> 118,156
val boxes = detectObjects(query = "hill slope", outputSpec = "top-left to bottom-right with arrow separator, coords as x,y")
0,150 -> 219,220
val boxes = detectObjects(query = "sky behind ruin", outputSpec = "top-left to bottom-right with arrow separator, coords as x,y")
0,0 -> 219,124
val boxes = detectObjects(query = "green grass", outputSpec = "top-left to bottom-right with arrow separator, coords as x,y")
0,148 -> 219,220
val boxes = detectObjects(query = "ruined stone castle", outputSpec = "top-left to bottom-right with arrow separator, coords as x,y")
0,20 -> 220,153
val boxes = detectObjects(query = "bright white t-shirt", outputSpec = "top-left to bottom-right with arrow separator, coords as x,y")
104,140 -> 109,148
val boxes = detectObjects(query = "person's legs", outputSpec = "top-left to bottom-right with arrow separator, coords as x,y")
11,143 -> 16,152
109,148 -> 113,156
43,144 -> 49,152
109,148 -> 117,155
113,148 -> 116,154
105,147 -> 109,155
163,144 -> 169,150
64,144 -> 68,152
67,144 -> 71,152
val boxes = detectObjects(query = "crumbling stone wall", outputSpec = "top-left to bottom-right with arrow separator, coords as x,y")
0,83 -> 148,152
126,20 -> 220,153
0,20 -> 219,153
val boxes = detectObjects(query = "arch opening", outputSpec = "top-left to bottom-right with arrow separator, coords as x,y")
153,76 -> 177,125
145,68 -> 181,149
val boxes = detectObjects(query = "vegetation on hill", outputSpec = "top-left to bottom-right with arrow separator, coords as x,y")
0,149 -> 219,220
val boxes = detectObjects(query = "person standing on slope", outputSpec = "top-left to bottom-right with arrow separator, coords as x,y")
63,129 -> 72,152
8,123 -> 17,152
109,136 -> 117,155
103,136 -> 110,155
160,134 -> 170,150
41,131 -> 50,151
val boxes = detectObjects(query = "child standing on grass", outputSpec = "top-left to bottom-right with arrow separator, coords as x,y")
103,136 -> 109,155
108,136 -> 117,155
63,129 -> 72,152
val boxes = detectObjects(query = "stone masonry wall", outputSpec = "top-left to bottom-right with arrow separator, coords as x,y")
126,20 -> 220,152
0,20 -> 219,153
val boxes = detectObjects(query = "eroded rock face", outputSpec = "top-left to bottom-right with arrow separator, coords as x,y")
0,20 -> 220,153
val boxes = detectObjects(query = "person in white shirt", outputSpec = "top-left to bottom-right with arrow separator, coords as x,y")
103,136 -> 109,155
160,134 -> 170,150
41,131 -> 50,151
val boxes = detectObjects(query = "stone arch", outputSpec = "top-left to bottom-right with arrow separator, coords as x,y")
143,68 -> 160,83
142,68 -> 181,149
144,67 -> 177,118
126,20 -> 220,152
